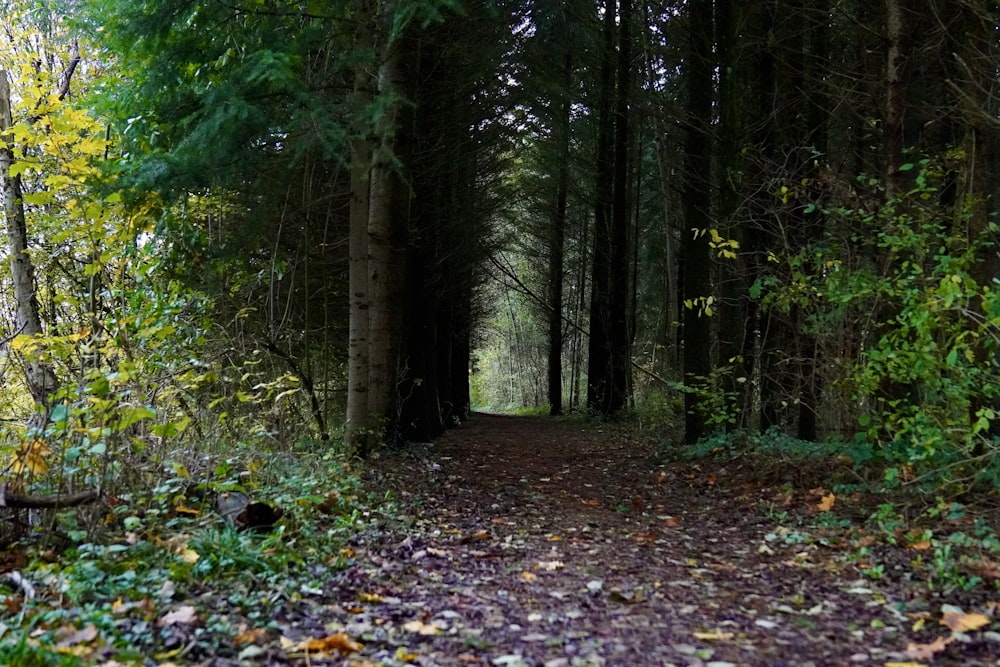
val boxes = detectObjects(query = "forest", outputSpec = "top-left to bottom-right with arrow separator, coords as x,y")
2,0 -> 1000,664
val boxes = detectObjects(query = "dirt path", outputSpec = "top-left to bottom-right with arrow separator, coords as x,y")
277,413 -> 997,666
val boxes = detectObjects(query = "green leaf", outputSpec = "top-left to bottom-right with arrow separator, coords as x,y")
898,162 -> 914,172
116,406 -> 157,430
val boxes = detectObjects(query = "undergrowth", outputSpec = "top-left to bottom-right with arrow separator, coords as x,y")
0,438 -> 386,666
674,427 -> 1000,595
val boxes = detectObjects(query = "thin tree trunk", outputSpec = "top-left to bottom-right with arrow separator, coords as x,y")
547,47 -> 572,417
883,0 -> 907,198
0,70 -> 59,410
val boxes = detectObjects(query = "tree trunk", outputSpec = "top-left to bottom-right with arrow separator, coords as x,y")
367,16 -> 411,445
607,0 -> 632,416
680,0 -> 714,444
344,2 -> 374,454
715,0 -> 748,428
547,47 -> 571,417
883,0 -> 907,198
0,70 -> 59,410
586,0 -> 616,415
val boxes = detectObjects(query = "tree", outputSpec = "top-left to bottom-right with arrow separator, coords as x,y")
1,70 -> 60,412
587,0 -> 633,418
344,0 -> 375,454
365,3 -> 412,446
678,0 -> 713,444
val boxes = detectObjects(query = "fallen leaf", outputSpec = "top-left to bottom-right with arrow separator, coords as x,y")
177,548 -> 200,564
403,620 -> 441,636
157,605 -> 198,627
966,556 -> 1000,580
940,610 -> 990,633
664,516 -> 682,528
358,592 -> 383,603
394,647 -> 419,662
817,493 -> 836,512
904,636 -> 952,660
536,560 -> 566,571
54,624 -> 98,648
520,571 -> 537,581
886,663 -> 931,667
692,629 -> 734,640
302,633 -> 362,655
234,627 -> 269,646
283,633 -> 362,655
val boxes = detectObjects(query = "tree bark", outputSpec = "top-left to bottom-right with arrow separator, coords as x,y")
547,46 -> 571,416
367,12 -> 411,445
344,0 -> 374,454
680,0 -> 714,444
607,0 -> 632,415
586,0 -> 617,415
883,0 -> 907,198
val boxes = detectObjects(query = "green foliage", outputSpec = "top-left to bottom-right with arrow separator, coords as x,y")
759,160 -> 1000,491
0,445 -> 376,662
0,636 -> 83,667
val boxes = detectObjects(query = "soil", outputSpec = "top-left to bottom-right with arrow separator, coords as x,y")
237,413 -> 1000,666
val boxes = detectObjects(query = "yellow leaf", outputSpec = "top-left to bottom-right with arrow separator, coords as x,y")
178,548 -> 200,564
520,571 -> 538,581
403,620 -> 440,636
692,629 -> 734,641
817,493 -> 836,512
395,647 -> 419,662
284,633 -> 362,655
940,610 -> 990,632
358,592 -> 383,603
12,440 -> 52,475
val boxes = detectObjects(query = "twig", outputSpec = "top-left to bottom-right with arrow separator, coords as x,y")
0,486 -> 100,509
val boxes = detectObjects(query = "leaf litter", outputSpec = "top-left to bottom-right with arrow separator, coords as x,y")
87,413 -> 999,665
